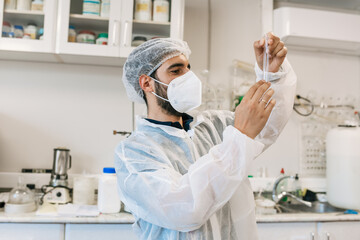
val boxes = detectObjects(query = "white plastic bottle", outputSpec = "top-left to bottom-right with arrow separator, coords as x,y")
98,167 -> 121,214
134,0 -> 152,21
153,0 -> 169,22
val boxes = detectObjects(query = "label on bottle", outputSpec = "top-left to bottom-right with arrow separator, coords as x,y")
156,5 -> 167,13
137,3 -> 149,11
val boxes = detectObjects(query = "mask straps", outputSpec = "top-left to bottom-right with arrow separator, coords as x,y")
149,76 -> 170,102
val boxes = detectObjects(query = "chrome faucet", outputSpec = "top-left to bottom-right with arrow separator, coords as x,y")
272,175 -> 312,207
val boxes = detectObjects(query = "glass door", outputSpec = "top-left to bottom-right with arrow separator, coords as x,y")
0,0 -> 57,53
120,0 -> 184,57
56,0 -> 121,58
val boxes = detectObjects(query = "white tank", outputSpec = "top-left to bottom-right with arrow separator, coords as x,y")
98,168 -> 121,214
326,126 -> 360,210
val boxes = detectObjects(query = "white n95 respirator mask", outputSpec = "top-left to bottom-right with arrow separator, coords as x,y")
150,71 -> 202,113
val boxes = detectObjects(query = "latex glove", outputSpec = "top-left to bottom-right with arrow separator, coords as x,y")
253,32 -> 287,73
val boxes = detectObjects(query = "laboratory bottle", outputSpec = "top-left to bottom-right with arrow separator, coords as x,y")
294,174 -> 302,198
134,0 -> 152,21
276,168 -> 288,202
153,0 -> 169,22
98,167 -> 121,214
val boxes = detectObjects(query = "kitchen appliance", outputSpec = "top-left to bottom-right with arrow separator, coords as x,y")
5,178 -> 37,214
43,148 -> 72,204
50,148 -> 72,187
326,126 -> 360,210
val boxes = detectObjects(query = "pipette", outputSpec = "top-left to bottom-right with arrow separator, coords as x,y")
263,33 -> 269,82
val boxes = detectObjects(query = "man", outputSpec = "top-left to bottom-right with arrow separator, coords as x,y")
115,33 -> 296,239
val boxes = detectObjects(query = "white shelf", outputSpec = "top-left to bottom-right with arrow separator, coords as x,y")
274,7 -> 360,55
69,14 -> 109,32
4,9 -> 44,15
69,14 -> 109,21
133,19 -> 170,26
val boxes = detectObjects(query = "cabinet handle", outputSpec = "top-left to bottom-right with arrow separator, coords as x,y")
326,232 -> 330,240
310,232 -> 315,240
112,20 -> 120,46
123,20 -> 130,47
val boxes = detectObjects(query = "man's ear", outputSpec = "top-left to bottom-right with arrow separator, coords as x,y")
139,75 -> 154,93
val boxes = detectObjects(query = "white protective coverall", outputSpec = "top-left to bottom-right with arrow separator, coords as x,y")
114,59 -> 297,240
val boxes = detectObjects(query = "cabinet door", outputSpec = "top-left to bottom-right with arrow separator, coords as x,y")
317,222 -> 360,240
119,0 -> 185,57
0,223 -> 65,240
65,224 -> 138,240
257,222 -> 317,240
0,0 -> 57,53
56,0 -> 122,59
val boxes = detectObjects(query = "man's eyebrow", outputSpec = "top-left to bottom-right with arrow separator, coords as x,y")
167,63 -> 185,70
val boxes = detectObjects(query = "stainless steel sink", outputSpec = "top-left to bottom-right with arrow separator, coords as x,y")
276,201 -> 346,214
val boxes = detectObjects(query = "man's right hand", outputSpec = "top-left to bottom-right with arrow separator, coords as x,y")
234,80 -> 276,139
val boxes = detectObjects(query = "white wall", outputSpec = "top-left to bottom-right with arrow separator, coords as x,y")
0,62 -> 132,174
0,0 -> 359,178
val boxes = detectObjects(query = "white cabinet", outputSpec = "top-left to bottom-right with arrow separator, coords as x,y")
317,222 -> 360,240
0,223 -> 65,240
258,222 -> 317,240
65,223 -> 137,240
0,0 -> 185,66
0,0 -> 58,61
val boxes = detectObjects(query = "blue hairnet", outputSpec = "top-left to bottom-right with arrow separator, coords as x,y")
122,38 -> 191,104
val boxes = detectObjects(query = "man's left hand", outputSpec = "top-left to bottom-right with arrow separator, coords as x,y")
254,32 -> 287,73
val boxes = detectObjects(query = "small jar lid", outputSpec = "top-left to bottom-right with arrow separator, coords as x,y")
79,30 -> 96,36
103,167 -> 116,174
69,25 -> 75,30
27,23 -> 37,27
133,36 -> 147,42
38,28 -> 44,35
97,33 -> 108,39
3,21 -> 11,27
14,25 -> 24,30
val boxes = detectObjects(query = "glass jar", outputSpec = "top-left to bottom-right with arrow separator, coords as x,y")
24,23 -> 37,39
68,26 -> 76,42
83,0 -> 101,16
2,21 -> 11,37
14,25 -> 24,38
132,36 -> 147,47
77,30 -> 96,44
101,0 -> 110,18
31,0 -> 44,11
96,33 -> 108,45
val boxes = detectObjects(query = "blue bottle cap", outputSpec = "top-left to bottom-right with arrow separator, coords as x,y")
14,25 -> 23,30
103,167 -> 116,174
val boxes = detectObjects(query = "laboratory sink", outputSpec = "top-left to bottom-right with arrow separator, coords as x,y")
277,201 -> 345,214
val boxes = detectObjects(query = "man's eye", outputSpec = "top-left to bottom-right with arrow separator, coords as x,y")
172,70 -> 180,74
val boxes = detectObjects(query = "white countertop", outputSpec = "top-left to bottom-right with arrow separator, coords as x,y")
1,210 -> 359,224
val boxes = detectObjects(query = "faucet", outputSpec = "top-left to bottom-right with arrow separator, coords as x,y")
272,175 -> 312,207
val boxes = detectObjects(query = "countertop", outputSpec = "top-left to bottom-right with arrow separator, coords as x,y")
0,210 -> 359,224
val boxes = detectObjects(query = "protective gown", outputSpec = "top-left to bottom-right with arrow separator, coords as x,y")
114,59 -> 297,240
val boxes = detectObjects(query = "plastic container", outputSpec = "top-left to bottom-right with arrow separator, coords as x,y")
5,178 -> 36,214
132,36 -> 147,47
31,0 -> 44,11
24,23 -> 37,39
14,25 -> 24,38
2,21 -> 11,37
38,28 -> 44,40
134,0 -> 152,21
153,0 -> 169,22
73,175 -> 97,205
17,0 -> 32,11
5,0 -> 17,10
96,33 -> 108,45
98,167 -> 121,214
83,0 -> 101,16
326,126 -> 360,210
68,26 -> 76,42
101,0 -> 110,18
77,30 -> 96,44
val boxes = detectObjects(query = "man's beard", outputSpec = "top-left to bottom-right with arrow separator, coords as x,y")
154,81 -> 182,117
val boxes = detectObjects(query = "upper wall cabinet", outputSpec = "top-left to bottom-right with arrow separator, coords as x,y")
273,7 -> 360,55
0,0 -> 58,61
0,0 -> 184,66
